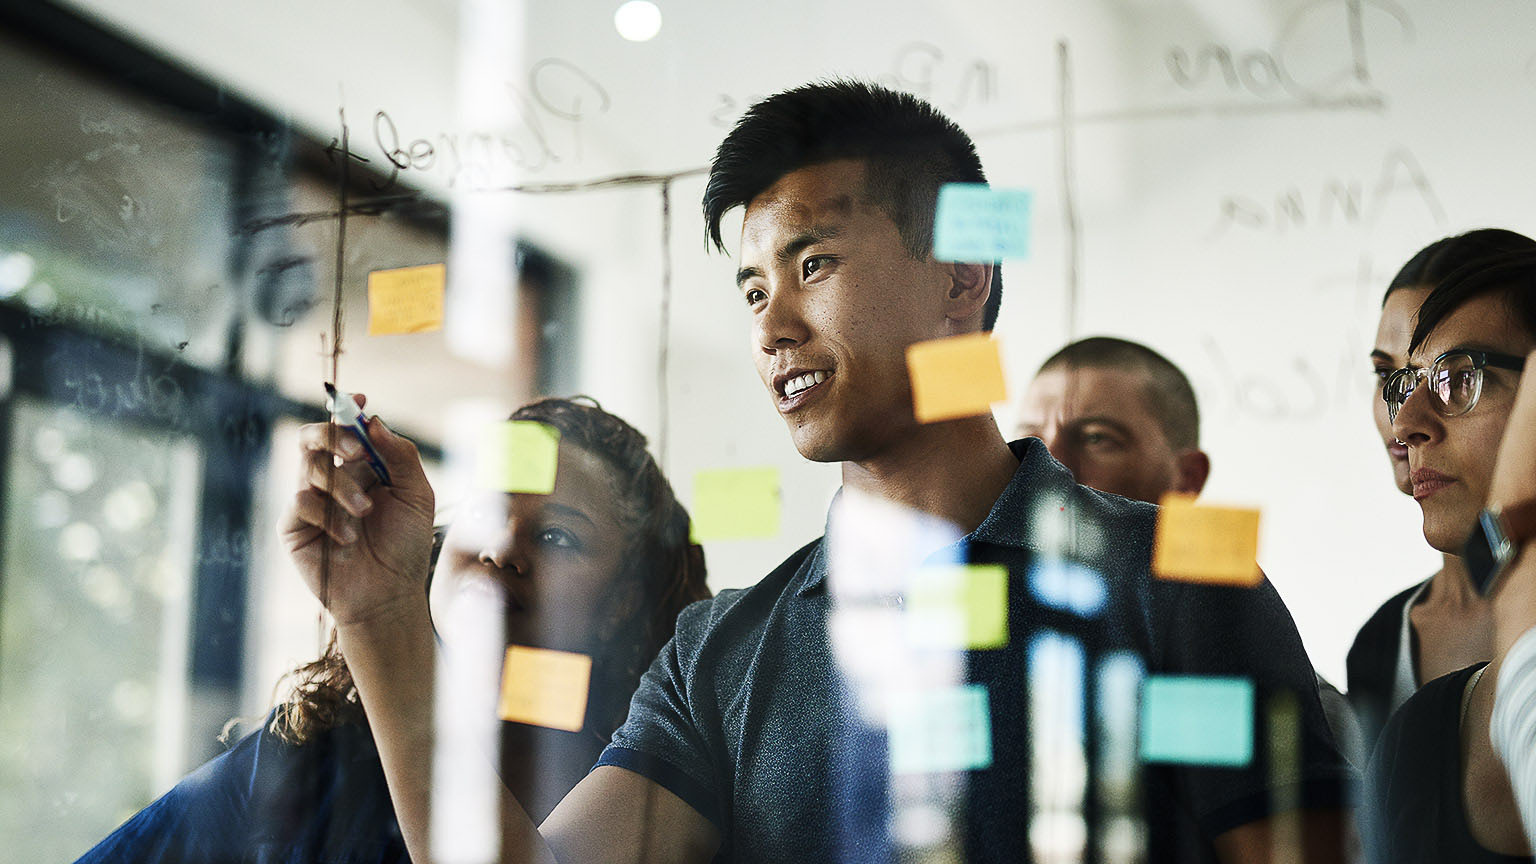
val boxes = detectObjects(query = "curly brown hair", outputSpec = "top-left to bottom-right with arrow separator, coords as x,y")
270,397 -> 710,745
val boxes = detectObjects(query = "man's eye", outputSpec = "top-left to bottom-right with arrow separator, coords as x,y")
744,288 -> 767,306
802,256 -> 830,279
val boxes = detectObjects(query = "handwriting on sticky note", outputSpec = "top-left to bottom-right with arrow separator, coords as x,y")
478,421 -> 560,494
367,263 -> 445,335
906,333 -> 1008,423
498,645 -> 592,732
1152,494 -> 1263,586
690,467 -> 780,542
887,684 -> 993,774
1139,675 -> 1254,767
906,564 -> 1008,650
933,184 -> 1032,262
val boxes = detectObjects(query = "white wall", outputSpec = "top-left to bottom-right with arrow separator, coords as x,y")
61,0 -> 1536,685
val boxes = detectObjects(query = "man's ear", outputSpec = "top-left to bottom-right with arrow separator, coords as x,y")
1173,449 -> 1212,496
941,261 -> 992,326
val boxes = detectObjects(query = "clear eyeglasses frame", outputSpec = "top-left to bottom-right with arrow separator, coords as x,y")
1382,348 -> 1528,425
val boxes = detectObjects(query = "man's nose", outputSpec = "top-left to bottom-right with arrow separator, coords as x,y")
755,287 -> 809,354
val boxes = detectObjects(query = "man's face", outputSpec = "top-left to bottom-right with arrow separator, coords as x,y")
737,160 -> 954,463
1016,365 -> 1188,504
1392,293 -> 1534,553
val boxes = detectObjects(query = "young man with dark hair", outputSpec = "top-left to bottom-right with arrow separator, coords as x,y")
301,80 -> 1353,864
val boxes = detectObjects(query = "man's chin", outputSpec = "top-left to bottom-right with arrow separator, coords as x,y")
787,426 -> 847,464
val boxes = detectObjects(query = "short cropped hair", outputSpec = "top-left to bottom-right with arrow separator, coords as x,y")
1409,250 -> 1536,355
1037,336 -> 1201,450
1385,228 -> 1536,305
703,79 -> 1004,331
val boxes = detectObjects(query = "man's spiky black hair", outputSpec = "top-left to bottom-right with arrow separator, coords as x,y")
703,79 -> 1003,330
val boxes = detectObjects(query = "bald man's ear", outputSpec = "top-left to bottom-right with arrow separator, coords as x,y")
942,261 -> 992,327
1173,449 -> 1211,497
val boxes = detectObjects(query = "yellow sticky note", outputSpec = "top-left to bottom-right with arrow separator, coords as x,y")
367,263 -> 445,335
478,421 -> 560,494
497,645 -> 592,732
906,333 -> 1008,423
690,467 -> 780,542
907,564 -> 1008,649
1152,494 -> 1263,586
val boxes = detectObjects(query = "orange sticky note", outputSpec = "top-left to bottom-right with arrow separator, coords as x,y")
905,333 -> 1008,423
497,645 -> 592,732
367,263 -> 445,335
1152,494 -> 1263,586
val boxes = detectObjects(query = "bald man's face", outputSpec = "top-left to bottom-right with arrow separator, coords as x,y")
1016,365 -> 1204,504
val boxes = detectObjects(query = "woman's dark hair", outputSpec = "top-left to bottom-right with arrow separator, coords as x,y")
1409,250 -> 1536,355
1384,228 -> 1536,305
271,397 -> 709,745
704,79 -> 1004,331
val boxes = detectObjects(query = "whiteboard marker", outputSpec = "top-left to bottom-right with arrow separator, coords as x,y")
324,383 -> 392,486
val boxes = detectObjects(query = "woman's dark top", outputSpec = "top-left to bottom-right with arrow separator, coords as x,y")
1348,580 -> 1428,751
1365,663 -> 1533,864
73,711 -> 407,864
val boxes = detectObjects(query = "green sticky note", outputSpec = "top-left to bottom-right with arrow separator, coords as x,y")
933,183 -> 1032,262
907,564 -> 1008,649
887,684 -> 993,774
1139,676 -> 1254,767
478,421 -> 560,494
689,467 -> 780,542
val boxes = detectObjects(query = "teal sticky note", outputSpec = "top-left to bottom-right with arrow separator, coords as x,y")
1139,676 -> 1254,767
887,684 -> 993,774
478,421 -> 560,494
933,184 -> 1032,262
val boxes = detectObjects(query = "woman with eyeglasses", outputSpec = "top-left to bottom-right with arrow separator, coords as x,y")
1363,250 -> 1536,864
1348,230 -> 1536,754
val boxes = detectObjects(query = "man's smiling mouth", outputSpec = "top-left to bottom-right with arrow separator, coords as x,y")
782,371 -> 828,398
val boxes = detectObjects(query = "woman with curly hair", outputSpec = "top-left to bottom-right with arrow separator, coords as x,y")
75,397 -> 709,863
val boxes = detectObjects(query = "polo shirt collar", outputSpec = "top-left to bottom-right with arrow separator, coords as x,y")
797,438 -> 1072,596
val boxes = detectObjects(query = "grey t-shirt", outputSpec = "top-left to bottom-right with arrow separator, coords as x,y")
597,439 -> 1353,862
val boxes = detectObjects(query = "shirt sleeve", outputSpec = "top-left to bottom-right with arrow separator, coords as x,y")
1492,627 -> 1536,855
595,596 -> 727,830
1148,576 -> 1359,838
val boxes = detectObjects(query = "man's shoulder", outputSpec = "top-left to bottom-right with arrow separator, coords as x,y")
673,537 -> 823,640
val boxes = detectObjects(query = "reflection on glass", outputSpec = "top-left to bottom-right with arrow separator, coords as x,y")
0,396 -> 201,862
1096,650 -> 1148,864
1030,630 -> 1087,863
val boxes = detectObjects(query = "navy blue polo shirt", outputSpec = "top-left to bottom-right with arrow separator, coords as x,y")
597,439 -> 1351,862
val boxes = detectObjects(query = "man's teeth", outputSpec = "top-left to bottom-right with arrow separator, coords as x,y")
783,371 -> 827,397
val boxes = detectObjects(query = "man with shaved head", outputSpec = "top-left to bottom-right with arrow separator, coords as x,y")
1017,336 -> 1211,503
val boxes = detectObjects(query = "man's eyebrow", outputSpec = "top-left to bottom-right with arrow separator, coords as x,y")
735,266 -> 762,289
735,224 -> 843,289
776,225 -> 842,266
1069,415 -> 1135,437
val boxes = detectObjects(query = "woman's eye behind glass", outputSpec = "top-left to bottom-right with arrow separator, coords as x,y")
538,526 -> 581,550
